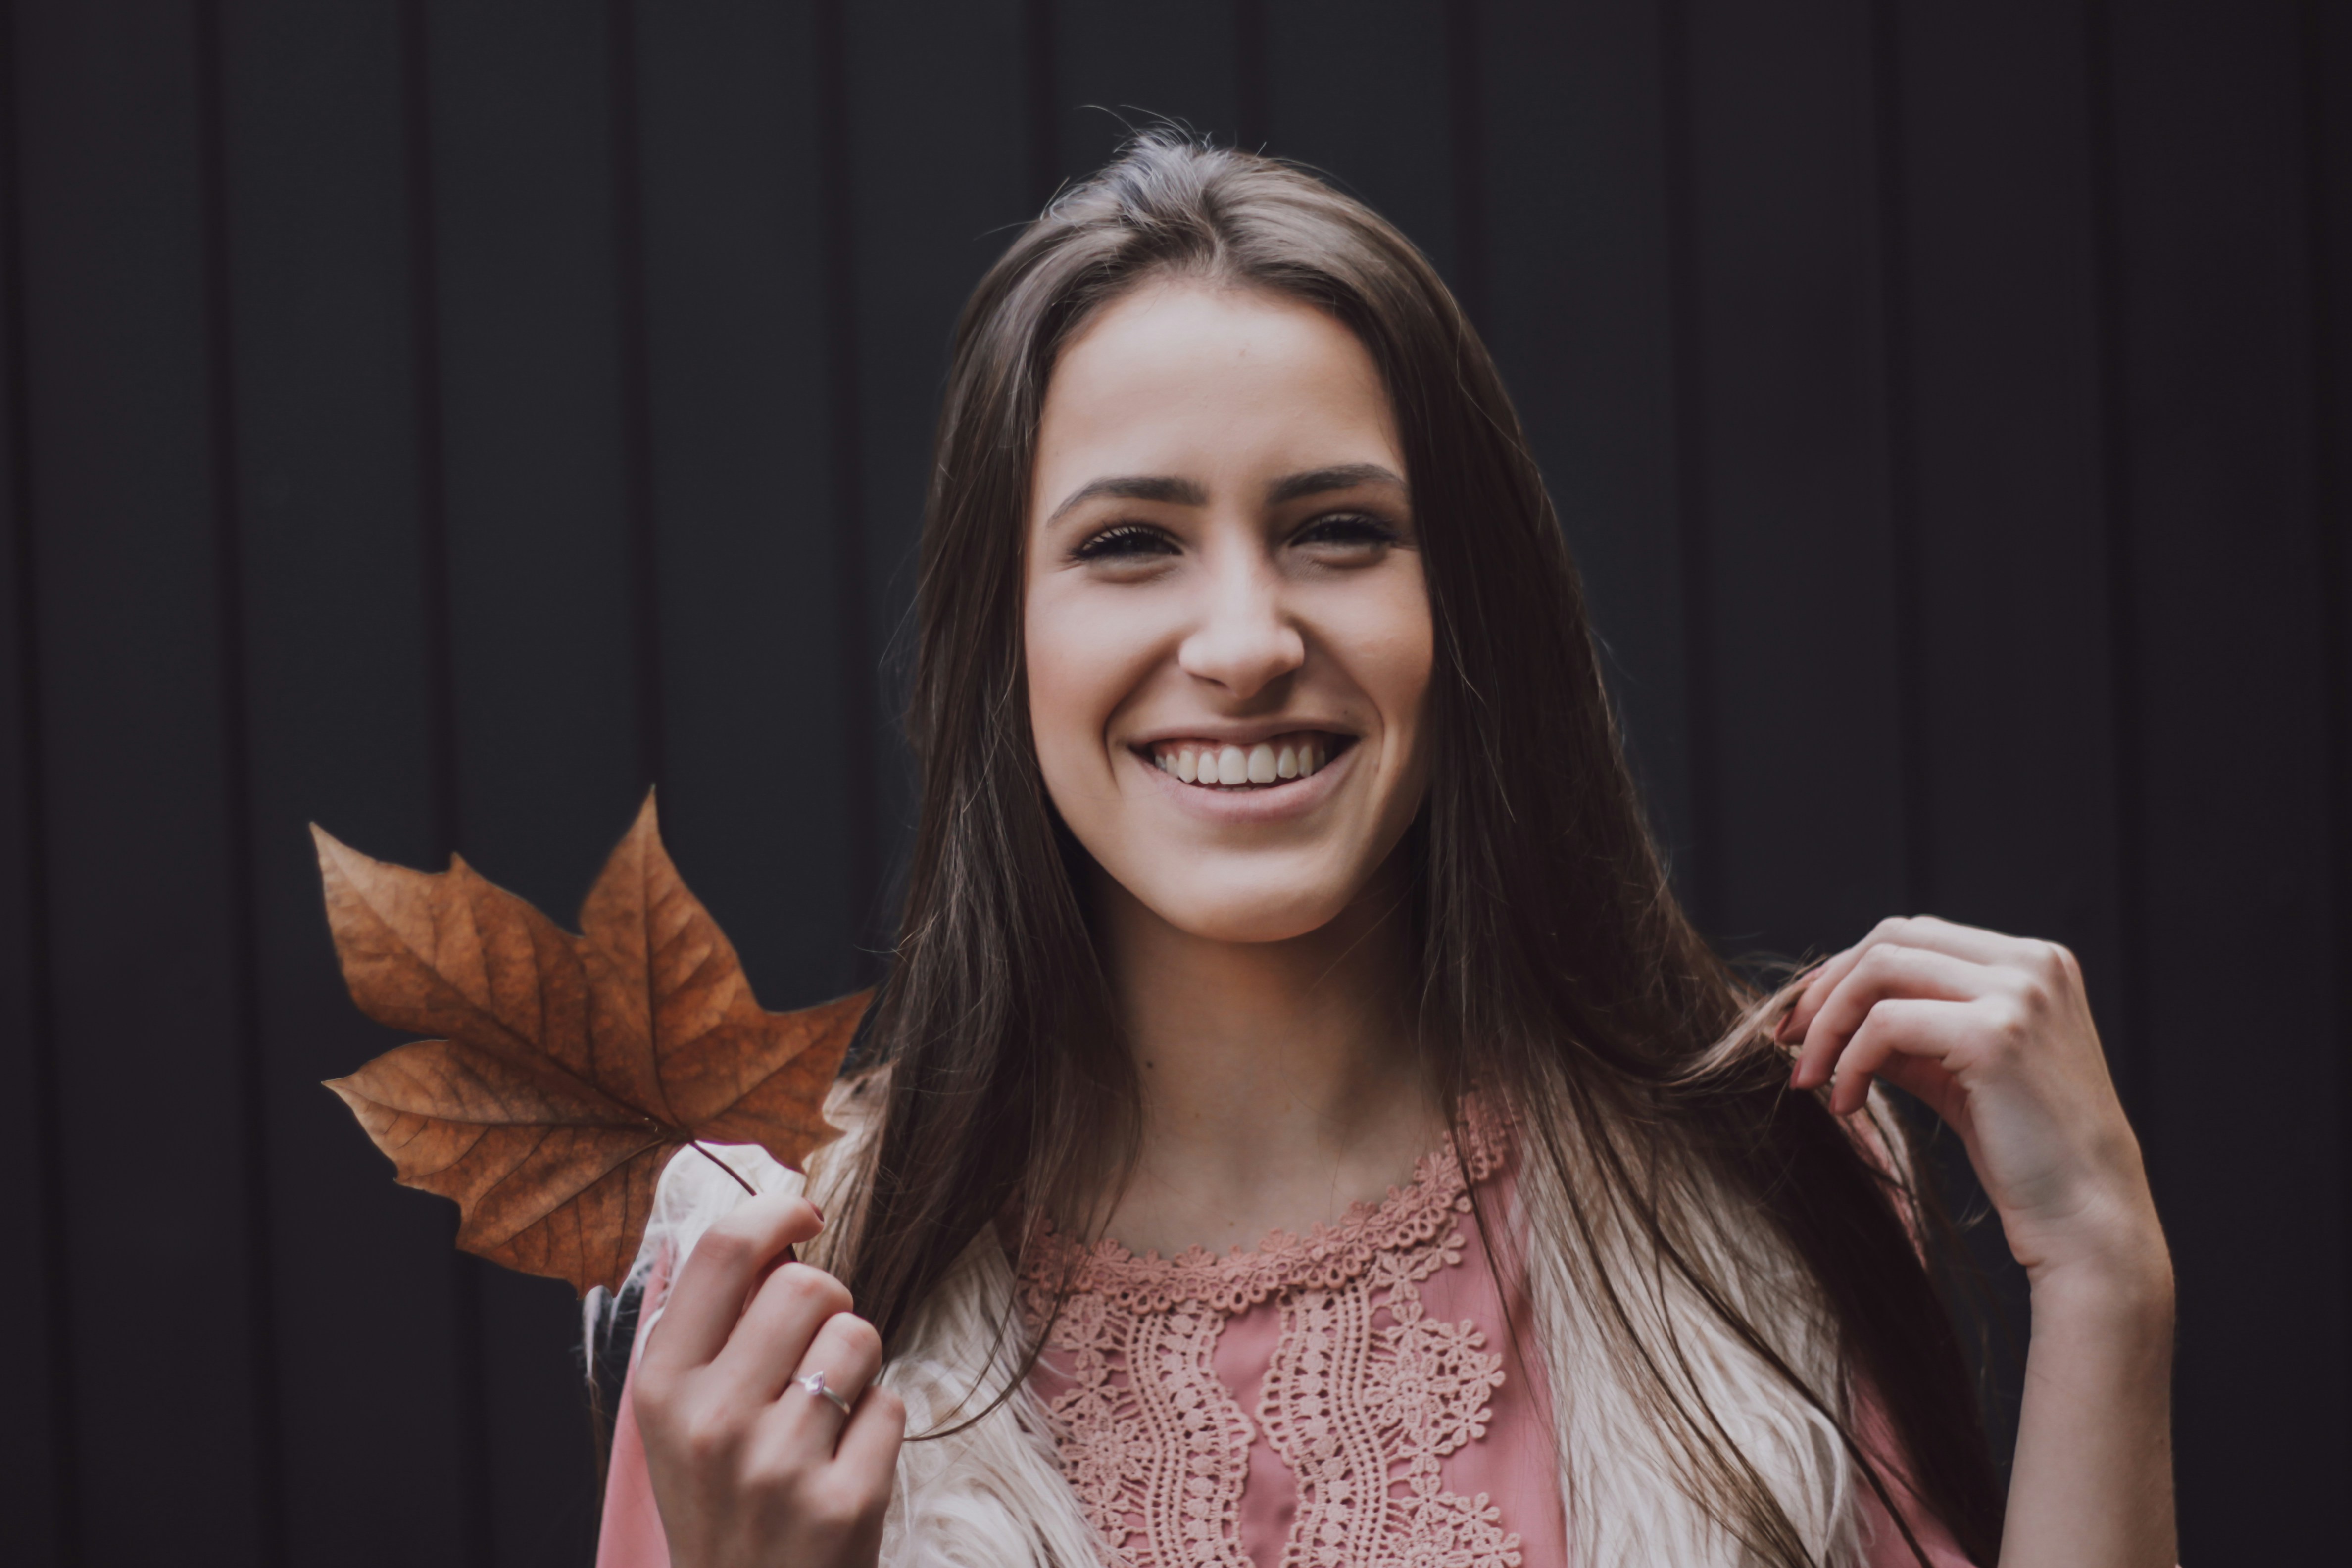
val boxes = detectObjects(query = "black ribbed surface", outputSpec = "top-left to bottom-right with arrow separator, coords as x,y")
0,2 -> 2340,1561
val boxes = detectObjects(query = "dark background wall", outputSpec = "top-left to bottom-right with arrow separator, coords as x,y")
1,1 -> 2343,1563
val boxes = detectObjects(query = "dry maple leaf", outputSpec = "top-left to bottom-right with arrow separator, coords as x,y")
316,792 -> 869,1295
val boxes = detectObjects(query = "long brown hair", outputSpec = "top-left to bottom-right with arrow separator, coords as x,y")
835,131 -> 2002,1566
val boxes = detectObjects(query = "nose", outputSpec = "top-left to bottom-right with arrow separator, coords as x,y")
1177,549 -> 1305,701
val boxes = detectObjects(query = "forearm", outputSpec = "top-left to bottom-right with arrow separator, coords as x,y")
1999,1248 -> 2177,1568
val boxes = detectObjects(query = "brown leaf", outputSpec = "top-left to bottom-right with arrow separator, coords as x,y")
317,792 -> 868,1295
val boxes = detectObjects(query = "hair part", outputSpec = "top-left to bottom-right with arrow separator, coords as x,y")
837,129 -> 2002,1567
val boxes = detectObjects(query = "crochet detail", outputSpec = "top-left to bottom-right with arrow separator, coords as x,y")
1021,1111 -> 1522,1568
1032,1289 -> 1257,1564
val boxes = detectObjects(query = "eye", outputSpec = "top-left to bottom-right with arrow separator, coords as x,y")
1072,522 -> 1180,563
1290,512 -> 1400,552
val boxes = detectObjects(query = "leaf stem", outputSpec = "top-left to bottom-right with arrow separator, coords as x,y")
688,1141 -> 757,1196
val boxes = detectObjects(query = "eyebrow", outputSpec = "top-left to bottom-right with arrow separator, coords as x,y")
1045,464 -> 1407,528
1044,475 -> 1209,527
1265,463 -> 1407,505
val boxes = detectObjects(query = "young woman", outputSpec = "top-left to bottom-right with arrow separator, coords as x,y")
593,134 -> 2175,1568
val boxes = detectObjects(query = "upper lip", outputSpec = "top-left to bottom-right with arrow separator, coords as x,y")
1126,719 -> 1360,749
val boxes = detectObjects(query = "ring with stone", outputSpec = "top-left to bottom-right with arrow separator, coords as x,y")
795,1368 -> 855,1418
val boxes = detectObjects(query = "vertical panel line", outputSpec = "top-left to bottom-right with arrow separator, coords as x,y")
2084,0 -> 2151,1122
1658,0 -> 1718,932
393,5 -> 494,1561
1023,0 -> 1060,212
0,0 -> 83,1554
1234,0 -> 1268,153
192,4 -> 286,1561
815,0 -> 878,973
2298,0 -> 2351,1360
1444,0 -> 1488,332
396,1 -> 461,863
607,0 -> 665,801
1868,0 -> 1930,912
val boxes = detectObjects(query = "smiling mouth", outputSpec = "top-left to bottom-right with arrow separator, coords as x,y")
1140,731 -> 1353,790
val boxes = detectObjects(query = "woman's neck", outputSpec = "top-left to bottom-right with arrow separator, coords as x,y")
1090,865 -> 1442,1257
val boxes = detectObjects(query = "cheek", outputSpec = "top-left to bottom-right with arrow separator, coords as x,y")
1023,583 -> 1157,781
1328,574 -> 1436,747
1388,609 -> 1437,723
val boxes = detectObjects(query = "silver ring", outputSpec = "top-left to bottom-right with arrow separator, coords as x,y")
795,1368 -> 855,1418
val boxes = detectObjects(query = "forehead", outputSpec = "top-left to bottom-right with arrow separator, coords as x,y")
1034,281 -> 1402,488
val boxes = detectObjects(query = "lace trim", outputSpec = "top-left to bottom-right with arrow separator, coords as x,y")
1020,1107 -> 1521,1568
1029,1106 -> 1511,1316
1034,1293 -> 1256,1565
1257,1240 -> 1519,1568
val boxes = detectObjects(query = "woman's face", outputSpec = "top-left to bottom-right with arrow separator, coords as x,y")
1024,280 -> 1433,944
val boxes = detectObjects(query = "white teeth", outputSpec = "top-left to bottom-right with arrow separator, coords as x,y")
1148,733 -> 1339,787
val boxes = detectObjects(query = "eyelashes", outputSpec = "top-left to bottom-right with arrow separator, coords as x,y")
1069,512 -> 1401,563
1292,513 -> 1399,548
1071,522 -> 1179,562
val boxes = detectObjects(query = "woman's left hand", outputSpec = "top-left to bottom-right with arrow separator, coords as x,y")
1777,915 -> 2166,1290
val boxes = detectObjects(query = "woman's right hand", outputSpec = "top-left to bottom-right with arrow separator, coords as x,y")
632,1194 -> 905,1568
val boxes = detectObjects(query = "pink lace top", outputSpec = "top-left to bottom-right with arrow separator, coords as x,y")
592,1117 -> 1977,1568
1017,1113 -> 1547,1568
1011,1111 -> 1974,1568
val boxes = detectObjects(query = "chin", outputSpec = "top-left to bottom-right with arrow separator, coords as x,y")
1137,866 -> 1364,946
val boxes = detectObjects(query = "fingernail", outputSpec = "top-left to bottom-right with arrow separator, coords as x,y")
810,1200 -> 825,1225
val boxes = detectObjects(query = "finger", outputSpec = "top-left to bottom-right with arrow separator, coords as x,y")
1779,942 -> 1875,1043
708,1263 -> 856,1405
1863,914 -> 2051,970
1792,943 -> 1993,1091
1768,963 -> 1830,1045
1780,915 -> 2047,1042
771,1310 -> 886,1451
642,1194 -> 824,1373
1821,997 -> 1977,1116
829,1383 -> 907,1491
1871,1050 -> 1970,1128
1781,920 -> 1932,1042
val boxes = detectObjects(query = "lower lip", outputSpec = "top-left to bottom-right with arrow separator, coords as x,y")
1128,742 -> 1357,824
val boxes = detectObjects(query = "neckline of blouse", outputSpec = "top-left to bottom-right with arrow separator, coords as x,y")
1017,1099 -> 1512,1316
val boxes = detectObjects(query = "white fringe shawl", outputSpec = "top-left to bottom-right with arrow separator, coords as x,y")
1515,1123 -> 1870,1567
603,1084 -> 1903,1568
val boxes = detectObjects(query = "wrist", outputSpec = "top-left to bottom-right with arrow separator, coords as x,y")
2011,1155 -> 2170,1287
2024,1211 -> 2175,1331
